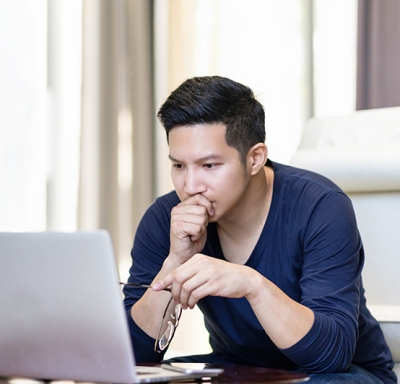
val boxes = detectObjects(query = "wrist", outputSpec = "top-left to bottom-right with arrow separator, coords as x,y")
245,270 -> 271,307
162,253 -> 183,272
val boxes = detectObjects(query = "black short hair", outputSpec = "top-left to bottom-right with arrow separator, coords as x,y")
157,76 -> 266,165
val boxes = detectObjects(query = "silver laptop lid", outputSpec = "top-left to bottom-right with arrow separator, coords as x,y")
0,231 -> 137,383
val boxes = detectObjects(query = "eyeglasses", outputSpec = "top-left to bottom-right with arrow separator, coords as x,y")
154,294 -> 182,353
120,282 -> 182,353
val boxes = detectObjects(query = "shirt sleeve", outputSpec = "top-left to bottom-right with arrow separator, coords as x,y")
123,194 -> 176,362
280,190 -> 364,373
126,308 -> 165,362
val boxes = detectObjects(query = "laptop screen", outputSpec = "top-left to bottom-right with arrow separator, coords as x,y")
0,231 -> 137,383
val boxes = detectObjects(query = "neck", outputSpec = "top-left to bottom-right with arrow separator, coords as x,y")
217,165 -> 274,241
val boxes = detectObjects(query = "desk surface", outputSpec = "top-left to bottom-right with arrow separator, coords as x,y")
0,365 -> 309,384
179,364 -> 310,383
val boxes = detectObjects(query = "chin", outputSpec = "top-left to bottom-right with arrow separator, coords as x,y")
208,213 -> 219,223
208,217 -> 217,224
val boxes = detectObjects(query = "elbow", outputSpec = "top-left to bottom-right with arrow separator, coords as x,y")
317,349 -> 353,374
283,313 -> 356,374
299,338 -> 354,374
304,326 -> 356,374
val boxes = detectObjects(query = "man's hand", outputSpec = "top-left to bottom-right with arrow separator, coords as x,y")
153,254 -> 257,309
153,254 -> 315,350
169,194 -> 214,265
130,195 -> 213,339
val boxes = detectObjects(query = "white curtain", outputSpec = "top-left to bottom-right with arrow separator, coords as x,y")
155,0 -> 357,198
155,0 -> 312,200
0,0 -> 81,232
79,0 -> 155,280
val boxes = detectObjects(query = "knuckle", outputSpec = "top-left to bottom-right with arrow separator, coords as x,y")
198,205 -> 208,215
170,220 -> 179,231
191,289 -> 201,301
171,206 -> 180,215
181,281 -> 191,293
173,273 -> 185,285
194,253 -> 209,265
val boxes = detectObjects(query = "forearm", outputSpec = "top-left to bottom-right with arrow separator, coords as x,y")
130,256 -> 181,339
246,269 -> 314,350
153,257 -> 314,349
247,273 -> 354,372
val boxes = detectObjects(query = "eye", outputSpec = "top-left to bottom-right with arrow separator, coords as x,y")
172,163 -> 184,169
203,163 -> 216,169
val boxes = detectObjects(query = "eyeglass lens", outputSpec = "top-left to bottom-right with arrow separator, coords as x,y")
156,298 -> 182,352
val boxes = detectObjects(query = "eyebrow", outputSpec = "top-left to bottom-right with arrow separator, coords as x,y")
168,154 -> 223,163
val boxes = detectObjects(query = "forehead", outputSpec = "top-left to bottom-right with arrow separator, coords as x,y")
169,122 -> 225,140
168,123 -> 239,162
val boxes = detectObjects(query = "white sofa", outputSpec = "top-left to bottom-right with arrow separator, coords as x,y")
290,106 -> 400,378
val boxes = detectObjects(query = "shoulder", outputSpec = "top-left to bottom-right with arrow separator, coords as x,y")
271,160 -> 344,196
134,191 -> 180,255
138,191 -> 180,230
150,190 -> 181,214
269,160 -> 357,232
270,160 -> 353,212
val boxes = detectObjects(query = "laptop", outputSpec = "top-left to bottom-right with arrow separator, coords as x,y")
0,231 -> 222,383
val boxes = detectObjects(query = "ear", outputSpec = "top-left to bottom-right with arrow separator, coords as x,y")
247,143 -> 268,175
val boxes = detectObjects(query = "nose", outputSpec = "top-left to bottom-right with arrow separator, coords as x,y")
183,167 -> 206,196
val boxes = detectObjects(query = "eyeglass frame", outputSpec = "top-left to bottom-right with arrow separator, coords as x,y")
154,295 -> 182,353
120,282 -> 182,353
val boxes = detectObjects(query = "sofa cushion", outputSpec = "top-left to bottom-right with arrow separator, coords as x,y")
290,147 -> 400,193
368,305 -> 400,363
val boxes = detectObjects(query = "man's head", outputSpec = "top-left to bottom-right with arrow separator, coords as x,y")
157,76 -> 266,166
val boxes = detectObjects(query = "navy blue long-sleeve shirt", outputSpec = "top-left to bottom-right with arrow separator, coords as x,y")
123,161 -> 396,384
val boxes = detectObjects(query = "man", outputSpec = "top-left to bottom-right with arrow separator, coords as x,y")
123,76 -> 396,383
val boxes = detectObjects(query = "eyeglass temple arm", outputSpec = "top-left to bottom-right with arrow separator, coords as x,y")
119,282 -> 171,292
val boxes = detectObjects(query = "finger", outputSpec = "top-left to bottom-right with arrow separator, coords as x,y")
172,204 -> 209,221
179,274 -> 210,309
171,206 -> 209,228
170,271 -> 198,309
180,194 -> 214,216
168,255 -> 209,308
187,285 -> 207,309
152,273 -> 174,292
170,221 -> 206,242
171,212 -> 208,230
